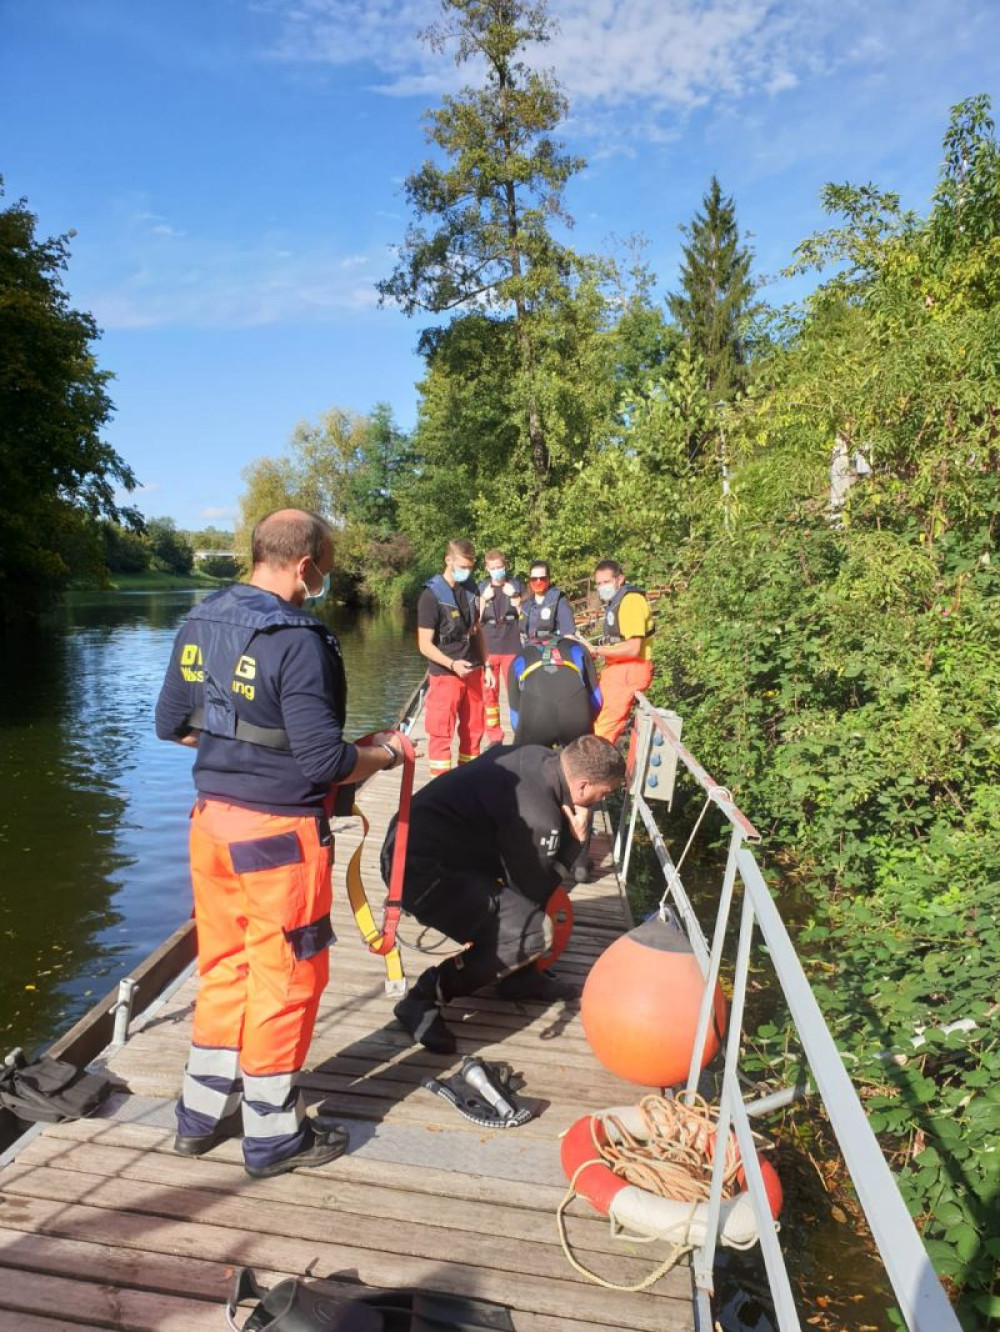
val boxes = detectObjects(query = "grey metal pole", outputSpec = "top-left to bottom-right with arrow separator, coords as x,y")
685,825 -> 742,1100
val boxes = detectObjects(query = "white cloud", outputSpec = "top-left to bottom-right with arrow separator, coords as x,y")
257,0 -> 987,134
84,228 -> 385,330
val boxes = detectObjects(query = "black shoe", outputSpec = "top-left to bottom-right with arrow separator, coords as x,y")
394,991 -> 457,1054
495,968 -> 577,1002
572,858 -> 594,885
244,1119 -> 350,1179
173,1108 -> 243,1157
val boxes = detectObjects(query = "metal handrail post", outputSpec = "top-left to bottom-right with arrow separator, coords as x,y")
619,705 -> 653,886
685,824 -> 742,1099
110,977 -> 137,1049
635,798 -> 709,971
693,883 -> 757,1293
729,1080 -> 801,1328
737,850 -> 960,1331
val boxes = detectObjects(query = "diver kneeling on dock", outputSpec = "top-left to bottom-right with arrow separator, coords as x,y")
379,735 -> 625,1053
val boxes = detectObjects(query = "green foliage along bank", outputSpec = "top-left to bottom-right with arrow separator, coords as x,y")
0,183 -> 141,622
651,100 -> 1000,1324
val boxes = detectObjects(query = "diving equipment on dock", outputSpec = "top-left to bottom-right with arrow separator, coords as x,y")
225,1267 -> 515,1331
422,1056 -> 533,1128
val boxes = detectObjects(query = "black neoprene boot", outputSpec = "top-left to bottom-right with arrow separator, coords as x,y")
393,967 -> 457,1054
495,967 -> 578,1002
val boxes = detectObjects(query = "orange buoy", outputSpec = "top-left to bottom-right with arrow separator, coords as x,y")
581,914 -> 727,1087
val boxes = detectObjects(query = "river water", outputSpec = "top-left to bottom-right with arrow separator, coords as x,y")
0,591 -> 425,1057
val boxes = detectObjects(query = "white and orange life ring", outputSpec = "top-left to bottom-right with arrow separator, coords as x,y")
560,1105 -> 783,1250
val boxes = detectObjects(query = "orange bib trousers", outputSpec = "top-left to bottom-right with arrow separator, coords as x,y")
177,799 -> 334,1171
594,660 -> 654,744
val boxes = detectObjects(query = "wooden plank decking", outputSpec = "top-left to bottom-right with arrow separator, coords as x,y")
0,706 -> 696,1331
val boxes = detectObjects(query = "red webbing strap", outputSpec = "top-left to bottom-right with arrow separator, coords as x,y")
328,729 -> 415,957
369,729 -> 414,956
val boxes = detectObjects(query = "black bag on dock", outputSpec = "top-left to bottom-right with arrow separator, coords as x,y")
0,1051 -> 115,1124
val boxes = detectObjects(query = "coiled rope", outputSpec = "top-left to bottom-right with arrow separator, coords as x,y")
557,1094 -> 740,1291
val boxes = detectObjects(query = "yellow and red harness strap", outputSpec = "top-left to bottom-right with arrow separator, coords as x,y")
337,731 -> 416,992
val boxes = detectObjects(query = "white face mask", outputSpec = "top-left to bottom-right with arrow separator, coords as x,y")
597,582 -> 617,603
302,563 -> 331,605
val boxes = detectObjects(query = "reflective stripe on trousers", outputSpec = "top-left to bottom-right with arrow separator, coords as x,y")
483,652 -> 516,743
424,671 -> 484,775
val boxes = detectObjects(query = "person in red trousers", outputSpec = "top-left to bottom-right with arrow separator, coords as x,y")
417,538 -> 488,777
477,548 -> 524,745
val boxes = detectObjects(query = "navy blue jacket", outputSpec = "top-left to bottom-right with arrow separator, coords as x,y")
154,584 -> 358,814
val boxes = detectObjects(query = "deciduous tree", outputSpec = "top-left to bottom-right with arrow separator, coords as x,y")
0,184 -> 139,620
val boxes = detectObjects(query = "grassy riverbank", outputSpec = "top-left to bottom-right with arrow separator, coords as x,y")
108,570 -> 228,590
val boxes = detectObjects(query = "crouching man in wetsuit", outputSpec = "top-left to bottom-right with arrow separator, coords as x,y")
379,735 -> 626,1053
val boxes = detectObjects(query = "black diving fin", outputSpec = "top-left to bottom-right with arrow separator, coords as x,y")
226,1269 -> 514,1331
422,1056 -> 532,1129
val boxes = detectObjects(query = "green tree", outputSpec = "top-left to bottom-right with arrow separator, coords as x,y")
146,517 -> 194,575
667,175 -> 756,402
0,184 -> 139,620
344,402 -> 415,535
378,0 -> 583,483
185,525 -> 235,551
103,522 -> 151,574
236,456 -> 299,566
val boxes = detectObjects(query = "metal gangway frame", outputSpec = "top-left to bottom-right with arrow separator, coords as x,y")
615,694 -> 959,1332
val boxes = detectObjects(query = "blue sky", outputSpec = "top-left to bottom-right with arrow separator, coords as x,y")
3,0 -> 998,531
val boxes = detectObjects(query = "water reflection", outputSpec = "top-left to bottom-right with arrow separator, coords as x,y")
0,592 -> 423,1054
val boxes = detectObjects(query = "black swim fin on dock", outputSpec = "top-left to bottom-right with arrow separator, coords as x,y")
226,1268 -> 514,1331
422,1056 -> 532,1129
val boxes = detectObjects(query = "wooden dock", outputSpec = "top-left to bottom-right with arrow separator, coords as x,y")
0,709 -> 697,1331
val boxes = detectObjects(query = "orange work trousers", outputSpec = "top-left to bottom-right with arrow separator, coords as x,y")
484,652 -> 517,744
425,669 -> 485,776
594,660 -> 654,744
177,799 -> 333,1168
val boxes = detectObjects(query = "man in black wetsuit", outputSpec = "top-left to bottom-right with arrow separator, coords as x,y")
508,635 -> 602,749
508,635 -> 603,884
379,735 -> 625,1052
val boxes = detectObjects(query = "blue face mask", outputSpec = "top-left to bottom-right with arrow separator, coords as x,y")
489,567 -> 507,582
303,565 -> 331,606
452,566 -> 472,584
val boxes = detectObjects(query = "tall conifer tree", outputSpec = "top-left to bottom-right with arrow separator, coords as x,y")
378,0 -> 583,481
668,176 -> 755,401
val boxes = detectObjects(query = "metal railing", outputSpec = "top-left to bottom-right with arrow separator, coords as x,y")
615,694 -> 959,1332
